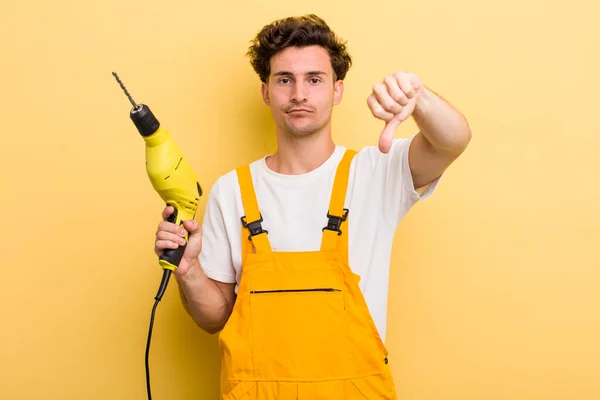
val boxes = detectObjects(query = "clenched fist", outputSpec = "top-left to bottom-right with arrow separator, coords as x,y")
154,205 -> 203,277
367,71 -> 424,153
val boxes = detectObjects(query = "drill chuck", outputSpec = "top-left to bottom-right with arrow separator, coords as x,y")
112,71 -> 160,137
131,104 -> 160,137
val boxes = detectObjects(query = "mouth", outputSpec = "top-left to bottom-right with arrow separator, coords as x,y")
286,108 -> 313,114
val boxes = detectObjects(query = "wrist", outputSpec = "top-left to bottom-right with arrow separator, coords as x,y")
174,257 -> 201,281
413,87 -> 435,117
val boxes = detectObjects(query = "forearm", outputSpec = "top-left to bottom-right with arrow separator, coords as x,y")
175,259 -> 232,334
413,87 -> 472,155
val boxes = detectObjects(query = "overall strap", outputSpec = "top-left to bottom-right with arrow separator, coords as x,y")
320,149 -> 357,253
236,165 -> 272,254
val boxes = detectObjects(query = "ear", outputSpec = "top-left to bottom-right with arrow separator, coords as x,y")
333,80 -> 344,105
261,82 -> 270,106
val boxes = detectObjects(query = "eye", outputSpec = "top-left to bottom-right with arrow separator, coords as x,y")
279,78 -> 291,84
309,77 -> 321,84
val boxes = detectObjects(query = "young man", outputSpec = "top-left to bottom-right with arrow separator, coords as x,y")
154,14 -> 471,399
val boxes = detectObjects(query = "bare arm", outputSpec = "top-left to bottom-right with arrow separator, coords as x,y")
175,258 -> 236,335
409,87 -> 472,189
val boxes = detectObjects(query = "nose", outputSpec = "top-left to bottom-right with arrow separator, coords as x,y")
291,80 -> 307,103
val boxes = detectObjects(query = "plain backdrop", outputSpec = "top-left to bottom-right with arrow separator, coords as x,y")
1,0 -> 599,399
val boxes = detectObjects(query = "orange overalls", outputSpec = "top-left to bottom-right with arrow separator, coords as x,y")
218,150 -> 398,399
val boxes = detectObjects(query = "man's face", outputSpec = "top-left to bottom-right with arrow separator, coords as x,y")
261,45 -> 343,138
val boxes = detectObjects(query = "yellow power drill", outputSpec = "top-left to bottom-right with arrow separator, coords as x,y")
112,72 -> 202,399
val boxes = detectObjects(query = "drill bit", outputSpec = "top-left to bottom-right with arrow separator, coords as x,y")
112,72 -> 139,109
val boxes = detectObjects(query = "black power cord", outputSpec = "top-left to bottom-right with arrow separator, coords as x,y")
145,269 -> 172,400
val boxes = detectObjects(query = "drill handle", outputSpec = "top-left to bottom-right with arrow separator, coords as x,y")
159,205 -> 188,271
160,246 -> 186,271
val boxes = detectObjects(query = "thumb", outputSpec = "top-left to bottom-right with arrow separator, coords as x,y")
182,219 -> 202,252
378,117 -> 402,153
183,219 -> 201,235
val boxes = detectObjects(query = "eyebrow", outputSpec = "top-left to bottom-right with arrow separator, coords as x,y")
273,71 -> 328,77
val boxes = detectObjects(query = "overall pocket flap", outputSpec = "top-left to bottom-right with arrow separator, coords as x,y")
350,372 -> 397,400
224,381 -> 256,400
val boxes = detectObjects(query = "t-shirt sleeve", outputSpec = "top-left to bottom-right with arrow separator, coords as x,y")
198,177 -> 237,284
374,133 -> 442,226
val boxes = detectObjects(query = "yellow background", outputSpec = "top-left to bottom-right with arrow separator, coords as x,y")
1,0 -> 599,398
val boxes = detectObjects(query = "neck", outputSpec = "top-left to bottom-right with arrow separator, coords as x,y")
266,127 -> 335,175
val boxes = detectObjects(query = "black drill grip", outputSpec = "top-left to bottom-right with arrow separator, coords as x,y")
160,245 -> 186,268
159,206 -> 186,269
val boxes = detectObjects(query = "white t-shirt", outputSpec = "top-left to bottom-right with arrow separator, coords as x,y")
199,135 -> 440,342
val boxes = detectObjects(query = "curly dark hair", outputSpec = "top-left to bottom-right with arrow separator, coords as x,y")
246,14 -> 353,83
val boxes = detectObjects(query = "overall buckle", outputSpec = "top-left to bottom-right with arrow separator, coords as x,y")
322,209 -> 349,236
241,214 -> 268,240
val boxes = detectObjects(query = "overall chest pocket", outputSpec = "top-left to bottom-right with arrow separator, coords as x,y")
248,267 -> 353,380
